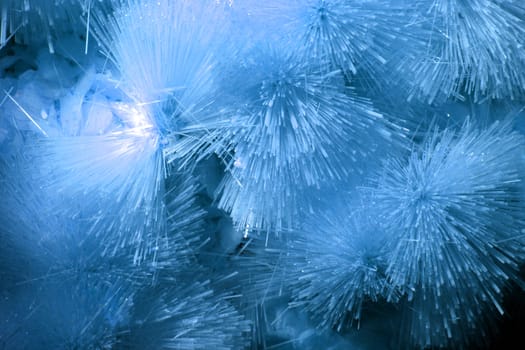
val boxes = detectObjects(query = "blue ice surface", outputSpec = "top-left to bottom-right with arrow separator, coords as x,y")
1,1 -> 525,349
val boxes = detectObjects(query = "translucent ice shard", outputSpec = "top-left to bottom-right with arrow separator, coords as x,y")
0,0 -> 109,53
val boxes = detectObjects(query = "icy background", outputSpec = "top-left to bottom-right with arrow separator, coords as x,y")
1,0 -> 525,349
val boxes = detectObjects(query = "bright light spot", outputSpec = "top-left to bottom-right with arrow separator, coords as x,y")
234,157 -> 245,169
112,102 -> 156,137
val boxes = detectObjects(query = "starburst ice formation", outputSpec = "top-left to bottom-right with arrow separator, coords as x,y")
1,1 -> 525,348
229,0 -> 399,84
33,94 -> 167,264
212,48 -> 396,232
0,49 -> 167,265
119,280 -> 251,350
393,0 -> 525,103
367,118 -> 525,347
286,204 -> 390,331
92,0 -> 229,135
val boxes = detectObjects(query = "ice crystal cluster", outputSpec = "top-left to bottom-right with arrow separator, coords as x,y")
1,0 -> 525,349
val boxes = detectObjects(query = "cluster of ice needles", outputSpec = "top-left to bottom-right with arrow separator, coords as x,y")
1,0 -> 525,349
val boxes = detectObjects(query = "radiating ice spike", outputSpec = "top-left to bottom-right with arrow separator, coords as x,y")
391,0 -> 525,103
367,118 -> 525,347
285,204 -> 390,331
92,0 -> 230,135
0,0 -> 110,52
119,279 -> 251,349
211,47 -> 400,232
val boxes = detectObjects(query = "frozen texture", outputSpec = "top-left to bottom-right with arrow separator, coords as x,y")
93,0 -> 228,134
368,119 -> 525,347
118,280 -> 251,350
213,48 -> 395,232
228,0 -> 398,83
286,205 -> 389,331
393,0 -> 525,103
1,0 -> 525,349
0,0 -> 109,53
34,105 -> 166,264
